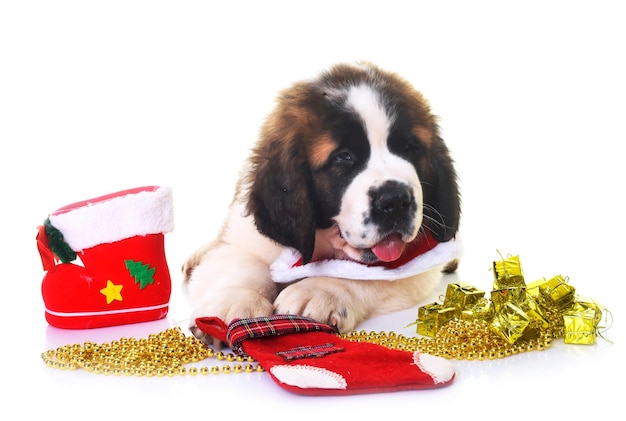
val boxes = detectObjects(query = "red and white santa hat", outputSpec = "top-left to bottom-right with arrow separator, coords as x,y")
271,233 -> 463,284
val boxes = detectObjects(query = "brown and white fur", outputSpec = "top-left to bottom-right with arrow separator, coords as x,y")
183,62 -> 461,345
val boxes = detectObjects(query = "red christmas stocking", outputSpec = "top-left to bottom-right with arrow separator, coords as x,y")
37,186 -> 174,329
195,315 -> 455,396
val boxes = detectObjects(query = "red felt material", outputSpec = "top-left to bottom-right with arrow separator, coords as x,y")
195,316 -> 455,396
42,234 -> 171,329
36,225 -> 56,272
291,230 -> 439,270
38,186 -> 172,329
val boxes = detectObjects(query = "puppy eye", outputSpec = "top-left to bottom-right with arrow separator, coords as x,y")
333,150 -> 355,167
403,137 -> 423,154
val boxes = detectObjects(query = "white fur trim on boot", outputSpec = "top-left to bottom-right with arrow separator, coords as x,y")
49,186 -> 174,252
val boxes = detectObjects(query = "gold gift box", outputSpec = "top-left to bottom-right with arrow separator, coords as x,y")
572,296 -> 603,325
460,298 -> 494,322
410,252 -> 611,349
525,278 -> 545,299
490,302 -> 530,344
563,307 -> 597,345
443,282 -> 485,310
416,303 -> 457,337
524,294 -> 549,329
538,275 -> 576,311
491,287 -> 527,311
493,254 -> 525,289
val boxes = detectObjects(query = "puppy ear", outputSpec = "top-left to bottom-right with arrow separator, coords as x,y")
422,137 -> 461,242
246,138 -> 318,264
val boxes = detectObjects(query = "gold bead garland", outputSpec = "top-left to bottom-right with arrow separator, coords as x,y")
41,326 -> 264,377
42,320 -> 563,377
341,303 -> 566,361
341,317 -> 557,361
42,302 -> 569,376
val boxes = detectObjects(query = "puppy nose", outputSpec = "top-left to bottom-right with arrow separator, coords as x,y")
371,181 -> 413,217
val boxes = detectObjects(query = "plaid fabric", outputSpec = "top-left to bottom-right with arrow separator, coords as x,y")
276,343 -> 344,360
226,314 -> 338,356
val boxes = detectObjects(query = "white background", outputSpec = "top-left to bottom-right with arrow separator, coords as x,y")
1,1 -> 623,418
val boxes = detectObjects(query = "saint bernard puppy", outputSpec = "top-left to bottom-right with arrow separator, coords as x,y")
183,62 -> 461,345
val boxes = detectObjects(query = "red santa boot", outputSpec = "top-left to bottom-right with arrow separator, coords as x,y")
37,186 -> 174,329
195,315 -> 455,396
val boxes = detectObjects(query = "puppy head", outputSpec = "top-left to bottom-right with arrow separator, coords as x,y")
246,62 -> 460,264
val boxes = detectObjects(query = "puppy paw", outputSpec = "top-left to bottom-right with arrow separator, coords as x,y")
189,324 -> 224,348
188,287 -> 275,346
273,280 -> 359,333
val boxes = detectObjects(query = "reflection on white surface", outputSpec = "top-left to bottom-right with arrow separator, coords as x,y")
3,1 -> 624,420
24,267 -> 621,420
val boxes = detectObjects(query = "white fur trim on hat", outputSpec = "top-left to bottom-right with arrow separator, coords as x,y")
49,186 -> 174,252
270,237 -> 462,283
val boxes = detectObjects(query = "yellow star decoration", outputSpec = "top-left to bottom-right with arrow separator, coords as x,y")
100,280 -> 123,304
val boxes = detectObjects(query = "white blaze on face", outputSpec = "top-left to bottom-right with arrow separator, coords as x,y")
334,84 -> 423,249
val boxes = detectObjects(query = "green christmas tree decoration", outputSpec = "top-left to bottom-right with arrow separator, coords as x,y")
125,260 -> 156,290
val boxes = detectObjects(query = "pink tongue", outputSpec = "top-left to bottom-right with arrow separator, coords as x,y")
371,234 -> 405,262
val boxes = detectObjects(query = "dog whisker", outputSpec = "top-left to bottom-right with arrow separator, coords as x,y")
422,204 -> 455,234
423,204 -> 445,227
